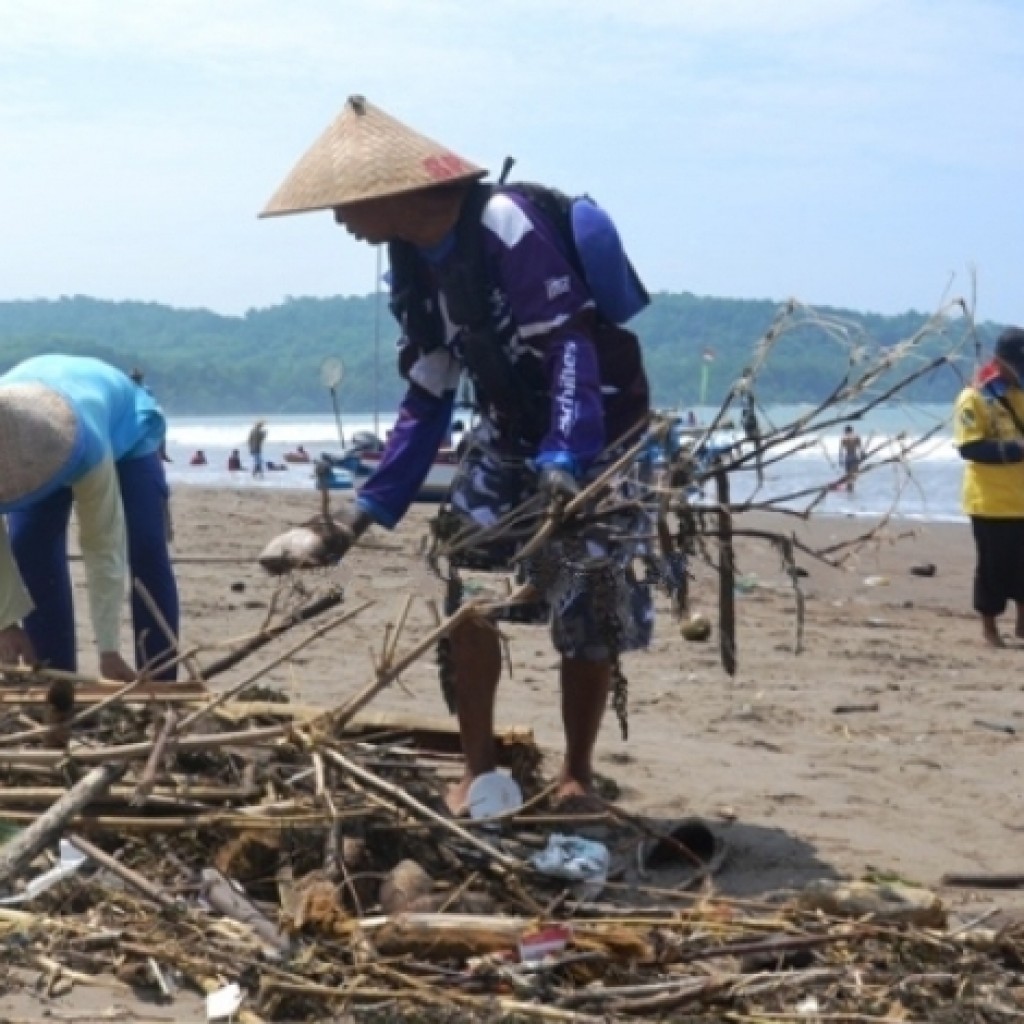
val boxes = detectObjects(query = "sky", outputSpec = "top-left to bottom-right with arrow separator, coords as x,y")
2,0 -> 1021,324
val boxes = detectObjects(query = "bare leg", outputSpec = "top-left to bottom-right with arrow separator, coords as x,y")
556,657 -> 610,804
445,616 -> 501,815
982,614 -> 1003,647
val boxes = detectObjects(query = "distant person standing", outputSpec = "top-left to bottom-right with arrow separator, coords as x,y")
954,327 -> 1024,647
839,424 -> 864,493
248,419 -> 268,478
0,355 -> 179,680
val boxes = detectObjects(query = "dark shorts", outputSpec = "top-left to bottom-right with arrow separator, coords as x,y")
970,516 -> 1024,616
446,439 -> 654,661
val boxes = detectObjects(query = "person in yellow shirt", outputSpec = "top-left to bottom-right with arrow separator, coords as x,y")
953,327 -> 1024,647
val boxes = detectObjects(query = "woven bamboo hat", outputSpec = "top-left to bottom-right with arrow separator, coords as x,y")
0,384 -> 77,504
260,95 -> 487,218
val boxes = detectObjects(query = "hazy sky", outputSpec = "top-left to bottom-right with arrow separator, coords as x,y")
2,0 -> 1020,323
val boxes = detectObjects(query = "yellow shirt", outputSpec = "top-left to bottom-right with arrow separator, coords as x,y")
954,383 -> 1024,518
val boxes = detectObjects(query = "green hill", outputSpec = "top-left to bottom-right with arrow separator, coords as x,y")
0,293 -> 993,414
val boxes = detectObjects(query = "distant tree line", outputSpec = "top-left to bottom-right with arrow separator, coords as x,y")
0,293 -> 999,414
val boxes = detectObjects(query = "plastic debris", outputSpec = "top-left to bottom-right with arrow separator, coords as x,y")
519,923 -> 573,961
0,838 -> 88,906
206,981 -> 244,1020
467,771 -> 523,819
530,834 -> 610,897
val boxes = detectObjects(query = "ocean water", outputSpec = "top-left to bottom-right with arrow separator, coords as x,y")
163,403 -> 966,523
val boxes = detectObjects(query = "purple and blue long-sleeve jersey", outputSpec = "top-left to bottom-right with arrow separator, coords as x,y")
357,189 -> 649,528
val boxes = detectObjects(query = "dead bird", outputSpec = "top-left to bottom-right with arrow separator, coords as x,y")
258,517 -> 354,575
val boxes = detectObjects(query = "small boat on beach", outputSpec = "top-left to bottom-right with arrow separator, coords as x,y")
314,433 -> 461,502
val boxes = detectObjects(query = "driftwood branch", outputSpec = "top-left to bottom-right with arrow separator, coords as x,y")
0,762 -> 127,887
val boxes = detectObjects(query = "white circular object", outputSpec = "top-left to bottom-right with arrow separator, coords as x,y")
467,772 -> 523,820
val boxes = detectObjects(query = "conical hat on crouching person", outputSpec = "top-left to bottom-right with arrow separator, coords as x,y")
0,384 -> 78,505
260,95 -> 487,217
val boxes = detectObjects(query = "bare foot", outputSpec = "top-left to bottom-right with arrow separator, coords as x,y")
984,630 -> 1005,648
552,775 -> 605,814
444,776 -> 472,818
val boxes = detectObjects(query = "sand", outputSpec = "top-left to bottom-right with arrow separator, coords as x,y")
166,486 -> 1022,903
3,483 -> 1022,1018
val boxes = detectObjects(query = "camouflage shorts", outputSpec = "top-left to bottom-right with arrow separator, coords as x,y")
445,440 -> 654,661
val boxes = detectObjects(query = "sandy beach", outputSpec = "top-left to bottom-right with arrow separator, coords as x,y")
158,486 -> 1022,903
3,482 -> 1022,1020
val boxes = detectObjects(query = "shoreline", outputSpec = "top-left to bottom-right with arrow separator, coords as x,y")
165,479 -> 973,527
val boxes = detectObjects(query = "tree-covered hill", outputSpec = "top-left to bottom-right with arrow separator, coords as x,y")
0,293 -> 997,414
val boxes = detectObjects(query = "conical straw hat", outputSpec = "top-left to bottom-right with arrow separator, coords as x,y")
0,384 -> 77,504
260,95 -> 487,218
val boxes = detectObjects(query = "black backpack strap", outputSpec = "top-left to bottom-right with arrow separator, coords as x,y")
995,394 -> 1024,438
499,182 -> 581,274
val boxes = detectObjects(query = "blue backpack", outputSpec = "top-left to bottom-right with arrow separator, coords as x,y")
495,180 -> 650,325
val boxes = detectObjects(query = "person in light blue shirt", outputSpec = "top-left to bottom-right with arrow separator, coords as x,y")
0,355 -> 179,681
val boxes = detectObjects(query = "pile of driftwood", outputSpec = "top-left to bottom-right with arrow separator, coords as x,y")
0,586 -> 1021,1022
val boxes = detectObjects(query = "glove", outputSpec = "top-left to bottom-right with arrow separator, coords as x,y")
538,465 -> 580,506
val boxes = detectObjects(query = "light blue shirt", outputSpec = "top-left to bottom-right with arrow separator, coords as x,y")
0,354 -> 165,512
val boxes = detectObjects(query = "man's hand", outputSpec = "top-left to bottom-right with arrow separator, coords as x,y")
0,624 -> 36,669
99,651 -> 137,682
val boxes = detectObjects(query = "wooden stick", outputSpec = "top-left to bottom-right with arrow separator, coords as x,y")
382,594 -> 414,669
177,600 -> 374,733
714,468 -> 737,676
321,748 -> 523,873
67,833 -> 178,909
325,585 -> 534,731
515,418 -> 664,563
0,723 -> 289,767
131,709 -> 179,806
0,783 -> 257,804
133,577 -> 193,680
0,762 -> 127,886
941,872 -> 1024,889
199,587 -> 345,681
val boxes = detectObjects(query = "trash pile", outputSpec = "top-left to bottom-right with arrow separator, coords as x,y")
0,583 -> 1021,1022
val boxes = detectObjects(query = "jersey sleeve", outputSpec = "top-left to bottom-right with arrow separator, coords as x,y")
72,457 -> 128,654
0,517 -> 35,631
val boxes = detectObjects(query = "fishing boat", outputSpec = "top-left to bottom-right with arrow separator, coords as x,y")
315,425 -> 465,502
